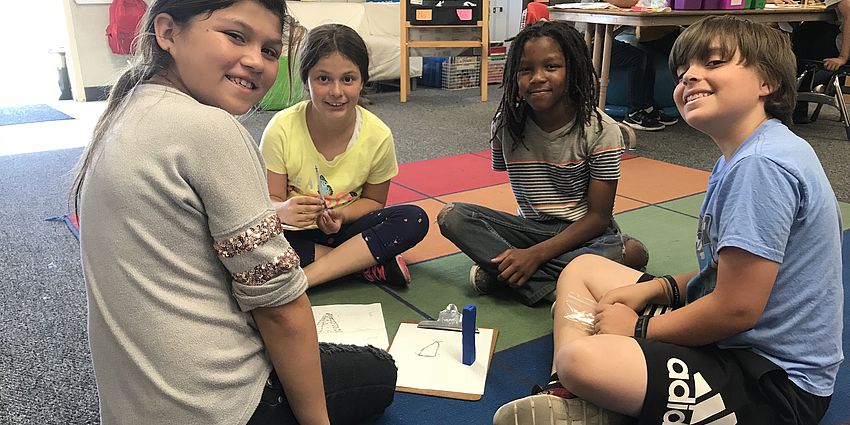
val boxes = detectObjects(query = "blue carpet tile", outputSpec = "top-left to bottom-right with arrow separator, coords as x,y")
376,334 -> 554,425
0,104 -> 73,126
820,229 -> 850,425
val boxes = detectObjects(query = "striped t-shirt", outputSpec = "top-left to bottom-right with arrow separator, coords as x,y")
492,110 -> 624,222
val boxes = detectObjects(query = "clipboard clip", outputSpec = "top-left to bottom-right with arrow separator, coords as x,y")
418,303 -> 479,333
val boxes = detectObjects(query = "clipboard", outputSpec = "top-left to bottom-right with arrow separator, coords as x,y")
388,321 -> 499,401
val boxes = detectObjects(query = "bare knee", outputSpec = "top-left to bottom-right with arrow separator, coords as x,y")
557,254 -> 606,292
555,338 -> 598,389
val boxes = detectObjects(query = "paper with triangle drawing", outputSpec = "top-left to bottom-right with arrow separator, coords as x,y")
389,322 -> 495,397
311,303 -> 389,350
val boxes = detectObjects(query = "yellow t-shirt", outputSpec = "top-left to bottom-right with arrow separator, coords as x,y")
260,101 -> 398,210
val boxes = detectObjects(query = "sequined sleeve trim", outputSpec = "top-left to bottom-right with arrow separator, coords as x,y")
232,247 -> 301,286
213,214 -> 283,258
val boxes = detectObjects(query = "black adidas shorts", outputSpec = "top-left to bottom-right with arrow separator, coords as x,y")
633,339 -> 831,425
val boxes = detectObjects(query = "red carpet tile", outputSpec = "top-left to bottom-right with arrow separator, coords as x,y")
394,153 -> 509,197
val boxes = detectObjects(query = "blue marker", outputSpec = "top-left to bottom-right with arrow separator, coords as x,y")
462,304 -> 476,365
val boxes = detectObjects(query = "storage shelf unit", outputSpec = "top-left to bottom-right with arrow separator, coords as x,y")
400,0 -> 490,102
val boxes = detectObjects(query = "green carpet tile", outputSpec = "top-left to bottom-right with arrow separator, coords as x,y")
307,279 -> 420,342
393,254 -> 554,352
615,205 -> 700,276
305,255 -> 555,353
650,193 -> 850,231
655,193 -> 704,218
840,201 -> 850,230
306,194 -> 850,357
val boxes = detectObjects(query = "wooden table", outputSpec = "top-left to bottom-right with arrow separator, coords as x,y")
549,6 -> 836,109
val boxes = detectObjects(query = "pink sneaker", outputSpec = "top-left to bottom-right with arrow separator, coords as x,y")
361,255 -> 410,288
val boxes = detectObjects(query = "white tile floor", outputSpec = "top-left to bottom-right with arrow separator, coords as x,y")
0,100 -> 105,157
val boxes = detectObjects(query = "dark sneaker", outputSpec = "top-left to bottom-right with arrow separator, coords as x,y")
622,235 -> 649,272
361,255 -> 410,287
469,264 -> 499,295
493,395 -> 630,425
647,107 -> 678,126
532,373 -> 575,399
622,109 -> 664,131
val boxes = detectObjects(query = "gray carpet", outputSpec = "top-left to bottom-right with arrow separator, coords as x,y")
2,85 -> 848,424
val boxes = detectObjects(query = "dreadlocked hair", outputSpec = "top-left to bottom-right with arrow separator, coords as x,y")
491,21 -> 600,151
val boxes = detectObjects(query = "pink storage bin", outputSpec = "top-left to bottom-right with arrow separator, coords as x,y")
702,0 -> 744,9
672,0 -> 702,9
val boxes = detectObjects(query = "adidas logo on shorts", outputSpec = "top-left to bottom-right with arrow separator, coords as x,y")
663,357 -> 737,424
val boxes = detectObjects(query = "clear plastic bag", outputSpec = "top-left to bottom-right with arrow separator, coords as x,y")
562,292 -> 598,333
634,0 -> 670,10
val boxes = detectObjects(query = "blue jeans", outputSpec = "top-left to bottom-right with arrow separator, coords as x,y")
248,343 -> 397,425
611,40 -> 655,112
438,202 -> 625,305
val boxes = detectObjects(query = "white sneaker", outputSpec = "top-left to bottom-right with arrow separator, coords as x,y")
493,395 -> 630,425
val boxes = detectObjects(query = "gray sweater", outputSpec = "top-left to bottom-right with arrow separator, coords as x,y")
79,84 -> 308,425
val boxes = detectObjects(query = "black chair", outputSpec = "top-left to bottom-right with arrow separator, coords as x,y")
796,59 -> 850,140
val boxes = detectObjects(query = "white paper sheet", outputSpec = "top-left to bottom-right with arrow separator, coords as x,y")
389,323 -> 495,396
311,303 -> 389,350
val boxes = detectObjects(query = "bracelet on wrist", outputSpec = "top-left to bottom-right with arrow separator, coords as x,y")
634,315 -> 651,339
661,275 -> 681,309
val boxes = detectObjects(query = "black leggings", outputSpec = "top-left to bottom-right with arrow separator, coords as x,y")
284,204 -> 429,266
248,343 -> 397,425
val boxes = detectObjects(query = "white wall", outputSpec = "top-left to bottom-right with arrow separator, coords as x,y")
0,0 -> 68,104
63,0 -> 143,101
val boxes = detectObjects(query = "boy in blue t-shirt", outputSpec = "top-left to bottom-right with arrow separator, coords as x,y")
493,16 -> 843,425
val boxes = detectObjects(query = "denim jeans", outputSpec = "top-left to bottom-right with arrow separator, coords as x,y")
611,40 -> 655,112
438,202 -> 625,305
285,204 -> 429,266
247,343 -> 397,425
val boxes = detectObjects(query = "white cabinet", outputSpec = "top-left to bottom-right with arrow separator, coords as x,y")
489,0 -> 523,43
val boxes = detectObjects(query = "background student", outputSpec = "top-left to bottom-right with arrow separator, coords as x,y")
261,24 -> 428,288
439,21 -> 649,307
791,0 -> 850,123
494,16 -> 842,425
72,2 -> 397,424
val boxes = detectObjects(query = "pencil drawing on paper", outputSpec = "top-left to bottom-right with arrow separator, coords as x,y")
316,313 -> 342,334
416,340 -> 441,357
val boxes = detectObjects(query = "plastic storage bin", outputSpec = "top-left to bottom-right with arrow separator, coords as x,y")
702,0 -> 744,9
671,0 -> 702,9
421,57 -> 448,88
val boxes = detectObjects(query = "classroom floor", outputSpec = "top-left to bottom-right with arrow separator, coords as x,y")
305,150 -> 850,425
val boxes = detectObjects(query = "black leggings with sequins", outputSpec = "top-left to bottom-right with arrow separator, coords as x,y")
283,204 -> 429,266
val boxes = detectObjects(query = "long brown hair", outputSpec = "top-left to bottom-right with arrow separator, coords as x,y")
70,0 -> 301,213
668,16 -> 796,125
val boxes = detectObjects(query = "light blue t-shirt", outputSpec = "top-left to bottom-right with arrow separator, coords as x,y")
688,119 -> 844,396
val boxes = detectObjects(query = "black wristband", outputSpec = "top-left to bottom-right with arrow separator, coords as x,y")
634,315 -> 650,339
662,275 -> 681,309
